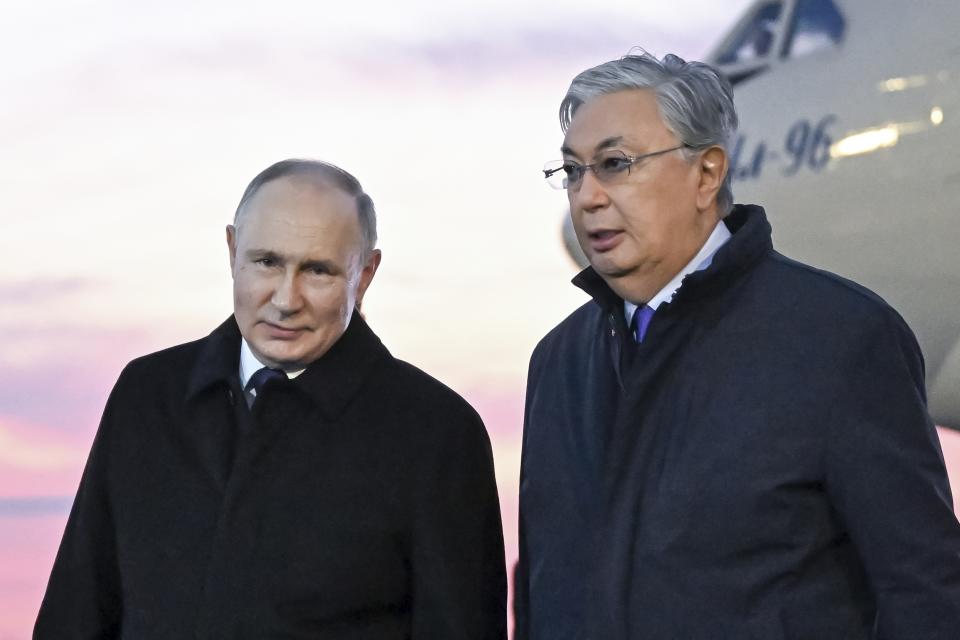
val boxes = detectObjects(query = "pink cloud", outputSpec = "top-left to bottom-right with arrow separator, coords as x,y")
460,386 -> 524,632
338,20 -> 711,91
0,277 -> 101,305
462,387 -> 524,441
0,515 -> 66,640
0,324 -> 160,506
0,324 -> 156,434
0,416 -> 87,499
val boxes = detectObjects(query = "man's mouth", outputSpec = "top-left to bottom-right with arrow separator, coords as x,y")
587,229 -> 624,252
262,322 -> 306,339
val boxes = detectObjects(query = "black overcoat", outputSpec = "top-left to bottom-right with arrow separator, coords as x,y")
35,313 -> 507,639
515,205 -> 960,639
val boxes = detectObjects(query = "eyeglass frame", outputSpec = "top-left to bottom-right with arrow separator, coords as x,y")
542,144 -> 690,191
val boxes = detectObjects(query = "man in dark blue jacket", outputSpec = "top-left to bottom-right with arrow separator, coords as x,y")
516,52 -> 960,639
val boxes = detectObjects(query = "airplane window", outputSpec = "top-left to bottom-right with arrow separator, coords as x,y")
783,0 -> 845,58
715,1 -> 783,65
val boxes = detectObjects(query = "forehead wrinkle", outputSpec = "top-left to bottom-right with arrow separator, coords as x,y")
239,210 -> 365,279
241,239 -> 359,279
248,213 -> 345,246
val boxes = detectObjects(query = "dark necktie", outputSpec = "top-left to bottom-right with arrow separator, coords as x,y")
246,367 -> 287,408
630,305 -> 655,343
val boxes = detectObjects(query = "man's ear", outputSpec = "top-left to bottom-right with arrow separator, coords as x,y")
226,224 -> 238,273
355,249 -> 382,309
696,146 -> 728,212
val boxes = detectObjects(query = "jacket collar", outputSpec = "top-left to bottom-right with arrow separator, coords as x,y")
291,311 -> 389,419
186,316 -> 243,399
186,311 -> 389,419
572,204 -> 773,313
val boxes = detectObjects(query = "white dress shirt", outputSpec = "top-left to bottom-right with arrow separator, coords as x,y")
239,339 -> 305,402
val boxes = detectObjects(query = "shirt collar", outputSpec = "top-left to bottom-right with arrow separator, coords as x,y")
239,338 -> 305,389
624,221 -> 732,323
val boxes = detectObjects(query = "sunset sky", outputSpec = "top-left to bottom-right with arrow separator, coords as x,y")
4,1 -> 959,638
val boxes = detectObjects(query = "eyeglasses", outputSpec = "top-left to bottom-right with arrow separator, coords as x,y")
542,146 -> 687,190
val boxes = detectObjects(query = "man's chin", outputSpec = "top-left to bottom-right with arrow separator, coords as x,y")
588,256 -> 634,280
250,342 -> 310,371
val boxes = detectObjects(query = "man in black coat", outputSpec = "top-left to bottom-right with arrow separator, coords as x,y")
35,159 -> 507,639
515,52 -> 960,639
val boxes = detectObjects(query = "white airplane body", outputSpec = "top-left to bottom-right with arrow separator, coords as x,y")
707,0 -> 960,428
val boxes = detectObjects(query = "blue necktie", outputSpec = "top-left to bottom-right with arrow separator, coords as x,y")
630,305 -> 655,343
246,367 -> 287,408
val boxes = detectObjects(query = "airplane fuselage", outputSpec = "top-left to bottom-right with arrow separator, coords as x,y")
718,0 -> 960,427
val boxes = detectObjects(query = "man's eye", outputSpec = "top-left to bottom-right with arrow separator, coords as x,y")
255,258 -> 276,267
598,156 -> 633,174
560,162 -> 583,182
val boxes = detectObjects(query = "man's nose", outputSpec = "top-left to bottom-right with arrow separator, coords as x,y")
572,168 -> 609,212
271,270 -> 304,314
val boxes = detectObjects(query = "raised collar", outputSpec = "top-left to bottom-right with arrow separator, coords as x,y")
646,221 -> 731,311
625,221 -> 731,324
572,204 -> 773,313
186,316 -> 244,399
186,312 -> 390,419
291,311 -> 389,419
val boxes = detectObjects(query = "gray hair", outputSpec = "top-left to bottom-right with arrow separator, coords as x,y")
234,159 -> 378,257
560,51 -> 739,215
